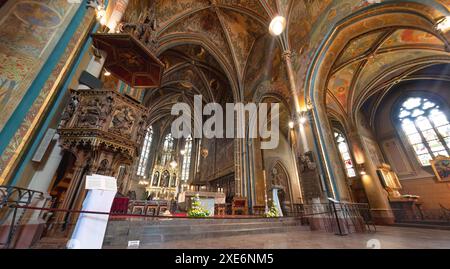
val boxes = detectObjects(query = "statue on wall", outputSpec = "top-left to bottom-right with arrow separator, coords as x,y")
299,153 -> 317,172
119,4 -> 158,53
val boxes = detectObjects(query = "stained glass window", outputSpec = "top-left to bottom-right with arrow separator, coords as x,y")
161,133 -> 174,166
334,131 -> 356,178
181,136 -> 193,182
398,97 -> 450,166
137,126 -> 153,177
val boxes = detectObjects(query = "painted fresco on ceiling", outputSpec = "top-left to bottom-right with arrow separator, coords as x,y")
327,62 -> 360,112
155,0 -> 210,26
355,49 -> 447,95
380,29 -> 444,49
293,0 -> 449,117
215,0 -> 268,19
154,44 -> 232,108
0,0 -> 79,132
335,31 -> 386,67
291,0 -> 383,90
162,9 -> 234,70
288,0 -> 333,55
220,9 -> 264,77
243,34 -> 290,103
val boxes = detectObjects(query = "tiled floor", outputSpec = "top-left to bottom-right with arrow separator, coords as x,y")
118,226 -> 450,249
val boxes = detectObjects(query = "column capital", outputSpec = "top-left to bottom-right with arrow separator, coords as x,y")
282,50 -> 293,61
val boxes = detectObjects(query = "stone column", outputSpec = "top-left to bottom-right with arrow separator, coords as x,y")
315,103 -> 353,201
282,51 -> 312,154
347,131 -> 395,225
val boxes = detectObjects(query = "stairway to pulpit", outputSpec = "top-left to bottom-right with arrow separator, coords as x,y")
103,217 -> 310,248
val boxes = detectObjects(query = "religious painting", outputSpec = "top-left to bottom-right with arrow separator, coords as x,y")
161,170 -> 170,188
377,164 -> 401,188
152,171 -> 160,187
431,156 -> 450,182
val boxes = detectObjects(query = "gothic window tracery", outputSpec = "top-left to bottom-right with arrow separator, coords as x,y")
334,131 -> 356,178
181,135 -> 193,182
161,133 -> 174,166
397,96 -> 450,166
137,126 -> 153,176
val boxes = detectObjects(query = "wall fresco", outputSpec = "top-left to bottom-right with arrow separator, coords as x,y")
0,0 -> 79,132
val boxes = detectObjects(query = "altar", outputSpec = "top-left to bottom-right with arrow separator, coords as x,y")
178,191 -> 226,216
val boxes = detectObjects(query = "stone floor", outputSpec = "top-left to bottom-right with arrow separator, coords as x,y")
106,226 -> 450,249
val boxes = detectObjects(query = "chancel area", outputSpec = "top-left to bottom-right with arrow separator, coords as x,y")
1,0 -> 450,249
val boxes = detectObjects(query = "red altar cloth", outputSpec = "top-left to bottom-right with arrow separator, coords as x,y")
111,197 -> 129,214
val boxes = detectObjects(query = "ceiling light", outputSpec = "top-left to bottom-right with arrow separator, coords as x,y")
288,121 -> 295,129
436,16 -> 450,33
100,17 -> 107,26
269,16 -> 286,36
170,160 -> 178,169
299,116 -> 307,125
97,9 -> 106,19
104,70 -> 111,76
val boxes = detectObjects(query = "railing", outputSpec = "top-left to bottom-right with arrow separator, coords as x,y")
392,206 -> 450,223
0,186 -> 45,249
3,195 -> 376,248
302,200 -> 376,235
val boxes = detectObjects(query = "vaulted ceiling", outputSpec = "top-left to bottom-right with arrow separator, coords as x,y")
119,0 -> 450,128
143,44 -> 233,125
326,28 -> 450,119
122,0 -> 333,87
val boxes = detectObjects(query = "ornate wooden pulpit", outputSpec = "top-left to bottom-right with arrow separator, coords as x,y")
56,88 -> 148,221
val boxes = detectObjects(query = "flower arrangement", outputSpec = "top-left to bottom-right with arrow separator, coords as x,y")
188,194 -> 210,218
264,201 -> 280,218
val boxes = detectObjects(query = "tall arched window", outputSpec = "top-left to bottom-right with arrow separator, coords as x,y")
181,136 -> 193,182
334,131 -> 356,178
161,133 -> 174,166
137,126 -> 153,177
398,96 -> 450,166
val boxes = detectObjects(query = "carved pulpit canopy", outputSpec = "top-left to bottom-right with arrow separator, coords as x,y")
91,1 -> 164,88
58,89 -> 149,161
92,33 -> 164,88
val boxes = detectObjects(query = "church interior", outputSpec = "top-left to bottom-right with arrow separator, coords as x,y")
1,0 -> 450,249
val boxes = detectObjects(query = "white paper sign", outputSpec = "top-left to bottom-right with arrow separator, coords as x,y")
128,241 -> 140,249
85,174 -> 117,191
67,175 -> 118,249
